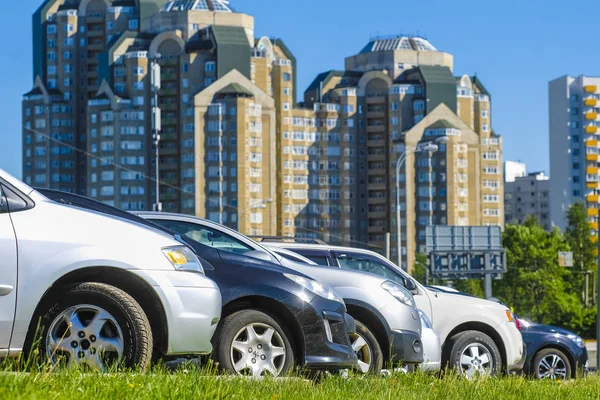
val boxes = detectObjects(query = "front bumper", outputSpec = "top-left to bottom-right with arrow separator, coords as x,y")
132,270 -> 222,355
297,295 -> 358,370
420,326 -> 442,372
510,343 -> 528,373
389,329 -> 424,365
497,321 -> 524,370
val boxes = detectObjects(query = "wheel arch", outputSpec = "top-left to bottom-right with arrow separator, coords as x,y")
344,301 -> 391,363
221,296 -> 305,365
28,266 -> 169,356
443,322 -> 507,371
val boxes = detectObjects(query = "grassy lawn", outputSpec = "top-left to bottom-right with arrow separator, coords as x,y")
1,368 -> 600,400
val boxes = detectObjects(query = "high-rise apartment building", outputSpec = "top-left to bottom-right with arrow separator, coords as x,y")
23,1 -> 503,271
549,75 -> 600,237
504,168 -> 551,231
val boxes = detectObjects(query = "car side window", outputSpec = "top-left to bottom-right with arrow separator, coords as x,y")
283,248 -> 331,266
150,219 -> 255,256
336,252 -> 406,285
0,186 -> 7,214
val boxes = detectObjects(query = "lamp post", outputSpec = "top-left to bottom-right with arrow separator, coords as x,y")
395,136 -> 449,270
150,54 -> 162,212
238,199 -> 271,233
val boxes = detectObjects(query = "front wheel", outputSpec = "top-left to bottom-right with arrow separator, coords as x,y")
532,348 -> 571,380
213,309 -> 295,377
446,330 -> 502,377
26,282 -> 152,371
349,320 -> 383,375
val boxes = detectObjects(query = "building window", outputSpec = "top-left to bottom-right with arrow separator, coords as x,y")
134,96 -> 144,106
47,25 -> 56,34
283,102 -> 290,110
482,110 -> 489,118
482,124 -> 489,132
283,73 -> 291,82
205,61 -> 216,73
128,19 -> 139,30
413,100 -> 425,111
134,67 -> 145,76
283,87 -> 290,96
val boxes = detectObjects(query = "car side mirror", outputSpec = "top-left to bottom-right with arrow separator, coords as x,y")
405,279 -> 418,294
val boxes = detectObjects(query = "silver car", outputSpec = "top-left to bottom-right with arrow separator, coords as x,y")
134,212 -> 423,374
267,245 -> 441,373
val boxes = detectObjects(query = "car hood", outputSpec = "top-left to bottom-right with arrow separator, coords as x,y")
429,288 -> 509,312
281,259 -> 388,287
522,322 -> 576,336
189,242 -> 314,280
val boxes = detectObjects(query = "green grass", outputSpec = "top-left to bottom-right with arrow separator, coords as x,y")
1,367 -> 600,400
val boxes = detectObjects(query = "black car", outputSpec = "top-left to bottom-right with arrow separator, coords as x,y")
519,319 -> 588,379
37,189 -> 358,377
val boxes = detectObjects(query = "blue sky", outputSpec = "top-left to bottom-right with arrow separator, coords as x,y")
1,0 -> 598,178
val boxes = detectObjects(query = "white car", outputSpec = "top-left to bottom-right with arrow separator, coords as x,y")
0,169 -> 222,370
265,242 -> 525,376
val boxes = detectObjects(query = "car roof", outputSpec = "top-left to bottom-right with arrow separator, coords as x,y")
266,242 -> 387,258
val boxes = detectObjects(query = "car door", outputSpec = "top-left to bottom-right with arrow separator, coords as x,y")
333,251 -> 434,317
0,185 -> 18,349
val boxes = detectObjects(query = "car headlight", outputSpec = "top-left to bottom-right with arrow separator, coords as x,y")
162,246 -> 205,274
568,334 -> 585,349
382,281 -> 416,308
284,273 -> 343,304
418,310 -> 433,329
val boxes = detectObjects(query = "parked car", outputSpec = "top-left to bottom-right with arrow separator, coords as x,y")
263,241 -> 525,376
519,319 -> 588,379
36,189 -> 358,377
132,212 -> 427,374
0,170 -> 222,371
267,245 -> 440,373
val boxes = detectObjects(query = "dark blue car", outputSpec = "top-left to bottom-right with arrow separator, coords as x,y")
519,319 -> 588,379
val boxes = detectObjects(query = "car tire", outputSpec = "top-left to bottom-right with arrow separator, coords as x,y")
349,319 -> 383,375
24,282 -> 152,371
532,348 -> 572,380
213,309 -> 295,377
446,330 -> 502,377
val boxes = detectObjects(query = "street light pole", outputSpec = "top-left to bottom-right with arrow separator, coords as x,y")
395,136 -> 448,271
150,55 -> 162,212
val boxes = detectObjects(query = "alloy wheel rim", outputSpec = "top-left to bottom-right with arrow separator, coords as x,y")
537,354 -> 568,380
46,304 -> 124,371
459,343 -> 492,378
349,332 -> 372,374
230,322 -> 286,377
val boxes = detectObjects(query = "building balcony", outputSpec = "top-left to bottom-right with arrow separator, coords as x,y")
367,182 -> 386,190
587,139 -> 599,147
366,125 -> 385,133
585,85 -> 598,93
587,166 -> 599,175
162,118 -> 178,126
588,208 -> 599,217
367,154 -> 386,162
366,111 -> 386,118
587,154 -> 599,162
586,125 -> 598,134
88,43 -> 104,51
161,147 -> 178,156
588,194 -> 599,203
161,103 -> 178,111
368,225 -> 386,233
585,112 -> 598,120
366,95 -> 385,104
587,182 -> 600,189
591,235 -> 599,244
590,222 -> 599,231
87,30 -> 104,38
366,139 -> 386,147
161,73 -> 177,81
368,211 -> 387,219
160,88 -> 178,96
585,98 -> 598,107
367,197 -> 387,205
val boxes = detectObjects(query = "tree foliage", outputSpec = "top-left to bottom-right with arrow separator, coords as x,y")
493,216 -> 596,337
